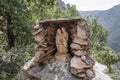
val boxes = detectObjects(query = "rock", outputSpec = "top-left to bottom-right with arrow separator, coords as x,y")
81,55 -> 86,61
34,34 -> 44,42
33,24 -> 40,30
77,73 -> 86,78
86,69 -> 95,78
77,69 -> 86,73
71,67 -> 78,75
73,50 -> 87,56
70,56 -> 91,70
17,59 -> 112,80
83,77 -> 89,80
22,57 -> 38,71
92,62 -> 112,80
77,26 -> 87,39
38,42 -> 47,48
32,28 -> 43,35
70,43 -> 83,50
73,37 -> 88,45
71,67 -> 85,75
33,49 -> 54,63
84,56 -> 95,65
94,62 -> 109,74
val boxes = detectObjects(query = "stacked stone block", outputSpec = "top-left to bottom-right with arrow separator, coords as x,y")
70,21 -> 95,79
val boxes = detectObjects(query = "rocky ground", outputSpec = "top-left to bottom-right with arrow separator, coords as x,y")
17,57 -> 112,80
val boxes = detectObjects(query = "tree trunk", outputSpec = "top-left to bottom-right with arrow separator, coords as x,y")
6,15 -> 15,48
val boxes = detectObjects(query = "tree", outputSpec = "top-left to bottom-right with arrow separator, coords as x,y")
67,5 -> 79,18
0,0 -> 30,48
87,17 -> 119,67
0,0 -> 60,47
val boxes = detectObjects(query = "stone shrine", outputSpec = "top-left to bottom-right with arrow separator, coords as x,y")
17,18 -> 95,80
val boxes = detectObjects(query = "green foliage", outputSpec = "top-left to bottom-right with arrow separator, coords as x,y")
87,17 -> 119,67
93,46 -> 118,67
67,5 -> 79,18
0,43 -> 35,80
0,0 -> 34,47
88,17 -> 108,46
116,52 -> 120,61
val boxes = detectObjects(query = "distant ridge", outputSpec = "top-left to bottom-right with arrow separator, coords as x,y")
79,4 -> 120,52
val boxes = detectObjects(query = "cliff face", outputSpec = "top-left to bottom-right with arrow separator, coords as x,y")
56,0 -> 70,10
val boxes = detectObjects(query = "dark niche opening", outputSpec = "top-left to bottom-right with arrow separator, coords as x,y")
37,18 -> 83,56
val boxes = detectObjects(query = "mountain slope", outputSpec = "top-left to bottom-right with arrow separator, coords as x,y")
80,4 -> 120,52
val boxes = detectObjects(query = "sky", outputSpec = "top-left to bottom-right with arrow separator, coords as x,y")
63,0 -> 120,11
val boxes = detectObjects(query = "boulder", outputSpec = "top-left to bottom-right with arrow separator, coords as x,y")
95,62 -> 109,73
92,62 -> 112,80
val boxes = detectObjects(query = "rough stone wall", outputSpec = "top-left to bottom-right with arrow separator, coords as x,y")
32,19 -> 78,63
70,20 -> 95,79
17,18 -> 95,80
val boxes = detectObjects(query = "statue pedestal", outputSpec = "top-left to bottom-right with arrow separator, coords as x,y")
54,52 -> 70,62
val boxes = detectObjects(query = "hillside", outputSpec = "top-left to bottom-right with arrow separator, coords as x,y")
80,4 -> 120,52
